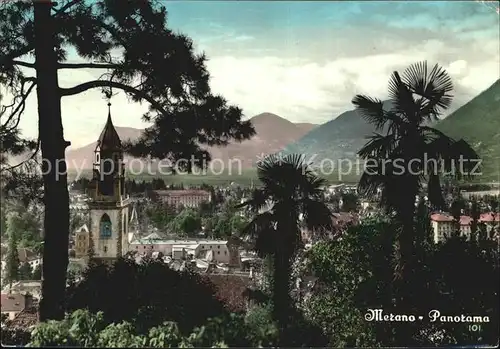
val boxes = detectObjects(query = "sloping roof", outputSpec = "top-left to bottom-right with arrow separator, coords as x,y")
143,232 -> 162,240
480,212 -> 500,222
1,293 -> 26,313
431,212 -> 500,225
430,213 -> 454,222
10,248 -> 38,263
76,224 -> 89,233
5,302 -> 39,329
97,109 -> 122,151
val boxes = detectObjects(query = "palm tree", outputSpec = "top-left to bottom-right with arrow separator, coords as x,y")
352,61 -> 479,306
237,154 -> 332,345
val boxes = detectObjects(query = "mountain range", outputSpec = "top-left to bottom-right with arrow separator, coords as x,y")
10,79 -> 499,181
435,79 -> 500,181
281,80 -> 499,180
64,112 -> 317,170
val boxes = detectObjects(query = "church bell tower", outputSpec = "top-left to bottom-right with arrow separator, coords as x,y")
88,102 -> 130,261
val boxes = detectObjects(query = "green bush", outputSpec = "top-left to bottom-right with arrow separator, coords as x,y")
28,309 -> 278,347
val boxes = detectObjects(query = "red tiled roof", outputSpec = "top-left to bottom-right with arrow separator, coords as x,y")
430,213 -> 454,222
459,216 -> 472,226
431,212 -> 500,225
480,212 -> 500,222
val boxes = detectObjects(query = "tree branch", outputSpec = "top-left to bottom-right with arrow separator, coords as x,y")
57,62 -> 117,69
51,0 -> 83,15
2,80 -> 37,133
0,48 -> 33,68
11,60 -> 35,68
13,60 -> 117,70
0,0 -> 84,67
2,139 -> 41,173
59,80 -> 169,115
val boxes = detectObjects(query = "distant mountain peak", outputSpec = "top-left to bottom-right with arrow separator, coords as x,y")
250,112 -> 292,124
65,113 -> 316,170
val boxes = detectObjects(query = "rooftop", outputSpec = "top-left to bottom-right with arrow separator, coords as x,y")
130,239 -> 228,245
154,189 -> 211,196
1,293 -> 28,313
96,106 -> 122,151
431,212 -> 500,224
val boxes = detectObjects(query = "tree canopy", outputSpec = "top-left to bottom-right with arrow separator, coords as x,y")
1,0 -> 255,320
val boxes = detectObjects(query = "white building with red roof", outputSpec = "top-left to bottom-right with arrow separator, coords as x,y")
430,212 -> 499,243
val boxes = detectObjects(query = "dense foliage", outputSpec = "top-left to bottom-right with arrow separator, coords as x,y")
304,218 -> 499,347
238,154 -> 333,345
64,258 -> 229,334
28,308 -> 278,347
1,0 -> 255,320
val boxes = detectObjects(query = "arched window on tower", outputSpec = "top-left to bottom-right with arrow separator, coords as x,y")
100,214 -> 112,239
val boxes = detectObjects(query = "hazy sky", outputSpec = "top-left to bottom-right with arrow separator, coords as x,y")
13,0 -> 500,148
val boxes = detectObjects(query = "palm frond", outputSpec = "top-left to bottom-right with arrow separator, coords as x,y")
358,133 -> 397,159
301,199 -> 333,232
402,61 -> 454,122
423,126 -> 480,180
387,70 -> 417,123
351,95 -> 388,130
240,211 -> 275,242
357,168 -> 385,198
235,188 -> 268,212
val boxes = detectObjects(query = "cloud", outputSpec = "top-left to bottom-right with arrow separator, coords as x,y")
12,1 -> 500,147
206,42 -> 499,123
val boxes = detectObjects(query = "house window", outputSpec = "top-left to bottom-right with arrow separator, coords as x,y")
217,251 -> 220,255
96,153 -> 100,163
104,246 -> 107,253
136,246 -> 138,249
218,246 -> 220,249
224,251 -> 227,255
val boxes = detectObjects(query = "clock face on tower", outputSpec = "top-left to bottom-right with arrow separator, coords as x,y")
100,214 -> 112,238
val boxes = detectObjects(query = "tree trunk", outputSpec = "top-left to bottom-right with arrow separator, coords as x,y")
393,178 -> 418,346
272,249 -> 292,346
34,1 -> 71,321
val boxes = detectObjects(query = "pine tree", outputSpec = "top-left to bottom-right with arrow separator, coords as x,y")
5,232 -> 20,287
1,0 -> 254,321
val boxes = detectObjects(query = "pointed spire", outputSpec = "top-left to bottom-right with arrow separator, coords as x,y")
97,101 -> 122,150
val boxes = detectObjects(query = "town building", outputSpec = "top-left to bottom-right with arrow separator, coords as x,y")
430,212 -> 500,243
301,212 -> 359,243
74,224 -> 90,258
154,189 -> 211,208
75,104 -> 131,262
1,293 -> 33,321
128,238 -> 235,264
2,281 -> 42,301
1,248 -> 41,275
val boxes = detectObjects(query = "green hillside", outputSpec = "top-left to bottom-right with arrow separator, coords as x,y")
436,79 -> 500,181
280,102 -> 395,163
